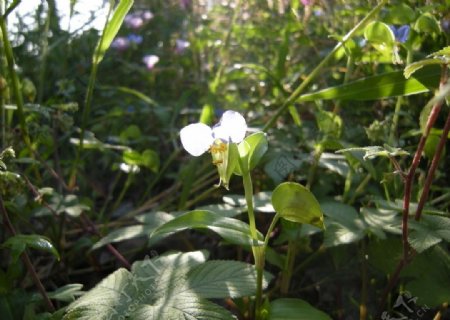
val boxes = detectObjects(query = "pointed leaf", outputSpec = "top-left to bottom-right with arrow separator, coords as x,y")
175,260 -> 272,298
93,0 -> 134,65
2,234 -> 60,261
151,210 -> 264,246
271,182 -> 325,229
297,65 -> 441,102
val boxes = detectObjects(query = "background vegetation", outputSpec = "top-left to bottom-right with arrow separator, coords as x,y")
1,0 -> 450,319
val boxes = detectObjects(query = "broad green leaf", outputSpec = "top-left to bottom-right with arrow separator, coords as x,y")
404,58 -> 443,79
141,149 -> 160,172
174,260 -> 272,298
364,21 -> 395,46
403,246 -> 450,307
196,204 -> 244,218
271,182 -> 324,229
151,210 -> 264,246
321,201 -> 366,247
414,13 -> 441,34
64,251 -> 209,319
2,234 -> 60,261
223,192 -> 275,213
268,298 -> 331,320
367,237 -> 403,274
385,4 -> 415,24
93,0 -> 134,65
408,215 -> 450,253
131,298 -> 236,320
297,65 -> 441,102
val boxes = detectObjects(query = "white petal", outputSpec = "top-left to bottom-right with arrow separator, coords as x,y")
180,123 -> 213,156
212,110 -> 247,143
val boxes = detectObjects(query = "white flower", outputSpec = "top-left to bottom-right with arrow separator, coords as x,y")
180,110 -> 247,156
143,55 -> 159,70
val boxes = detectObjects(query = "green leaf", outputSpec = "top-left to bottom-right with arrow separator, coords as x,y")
2,235 -> 60,261
268,298 -> 331,320
414,13 -> 441,34
93,0 -> 134,65
315,109 -> 342,138
271,182 -> 325,229
131,297 -> 236,320
246,132 -> 268,171
408,215 -> 450,253
47,284 -> 84,303
234,132 -> 268,175
385,4 -> 415,24
336,145 -> 409,160
297,65 -> 441,102
404,58 -> 443,79
174,260 -> 272,298
151,210 -> 264,246
92,212 -> 174,249
364,21 -> 395,46
403,246 -> 450,307
123,149 -> 160,172
321,201 -> 366,247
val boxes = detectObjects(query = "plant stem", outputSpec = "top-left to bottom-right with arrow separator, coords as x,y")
0,14 -> 31,147
0,195 -> 55,312
263,0 -> 388,131
242,170 -> 264,319
415,107 -> 450,221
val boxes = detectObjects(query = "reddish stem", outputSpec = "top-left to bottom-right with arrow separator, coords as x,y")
415,109 -> 450,221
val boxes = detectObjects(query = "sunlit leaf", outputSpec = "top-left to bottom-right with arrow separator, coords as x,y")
297,65 -> 441,102
2,234 -> 60,262
93,0 -> 134,65
271,182 -> 324,229
151,210 -> 264,246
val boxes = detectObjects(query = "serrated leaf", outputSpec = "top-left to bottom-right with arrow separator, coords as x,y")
268,298 -> 331,320
271,182 -> 324,229
93,0 -> 134,65
408,215 -> 450,253
151,210 -> 264,246
2,234 -> 60,262
175,260 -> 272,298
297,65 -> 441,102
131,297 -> 236,320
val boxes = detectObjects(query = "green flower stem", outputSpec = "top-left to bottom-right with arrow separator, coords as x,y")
263,0 -> 388,132
280,238 -> 298,295
242,169 -> 265,319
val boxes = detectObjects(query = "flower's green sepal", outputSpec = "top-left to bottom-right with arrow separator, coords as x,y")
234,132 -> 268,176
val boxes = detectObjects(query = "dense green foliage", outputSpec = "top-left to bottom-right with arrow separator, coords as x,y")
1,0 -> 450,319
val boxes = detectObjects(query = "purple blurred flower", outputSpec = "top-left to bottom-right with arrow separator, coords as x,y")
179,0 -> 191,9
390,25 -> 410,43
125,15 -> 144,29
111,37 -> 130,50
175,39 -> 190,54
301,0 -> 312,5
143,55 -> 159,70
127,34 -> 143,45
141,10 -> 154,21
125,10 -> 154,29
